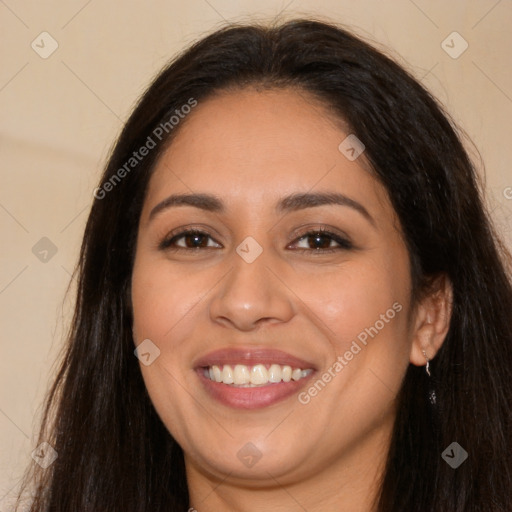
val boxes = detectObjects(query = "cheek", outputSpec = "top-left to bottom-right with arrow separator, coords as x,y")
295,259 -> 409,351
294,253 -> 412,416
130,258 -> 207,441
294,267 -> 410,433
131,258 -> 204,342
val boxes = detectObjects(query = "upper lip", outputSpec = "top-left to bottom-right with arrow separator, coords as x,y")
193,347 -> 317,370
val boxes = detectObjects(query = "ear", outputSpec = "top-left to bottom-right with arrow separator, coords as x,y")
409,273 -> 453,366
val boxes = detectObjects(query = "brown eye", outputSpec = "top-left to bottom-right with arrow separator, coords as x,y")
291,230 -> 353,252
159,230 -> 221,251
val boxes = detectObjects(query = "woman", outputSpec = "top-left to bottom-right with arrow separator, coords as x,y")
17,18 -> 512,511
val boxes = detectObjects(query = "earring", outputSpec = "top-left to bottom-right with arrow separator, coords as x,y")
422,349 -> 436,405
422,349 -> 431,377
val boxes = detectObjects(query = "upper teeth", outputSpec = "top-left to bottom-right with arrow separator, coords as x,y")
204,364 -> 312,387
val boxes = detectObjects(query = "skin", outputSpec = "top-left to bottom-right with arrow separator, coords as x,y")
131,87 -> 452,512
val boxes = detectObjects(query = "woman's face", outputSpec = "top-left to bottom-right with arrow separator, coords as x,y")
131,88 -> 415,489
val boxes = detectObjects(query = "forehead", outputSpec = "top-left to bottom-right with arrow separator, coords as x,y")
143,87 -> 393,222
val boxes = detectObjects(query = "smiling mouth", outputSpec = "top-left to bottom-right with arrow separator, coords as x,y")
202,363 -> 313,387
194,348 -> 317,409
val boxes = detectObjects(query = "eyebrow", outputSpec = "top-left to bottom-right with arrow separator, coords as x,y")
148,191 -> 375,226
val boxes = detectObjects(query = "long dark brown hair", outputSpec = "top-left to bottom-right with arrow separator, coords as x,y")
16,18 -> 512,511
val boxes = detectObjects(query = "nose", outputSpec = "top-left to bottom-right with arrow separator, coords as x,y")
208,248 -> 295,331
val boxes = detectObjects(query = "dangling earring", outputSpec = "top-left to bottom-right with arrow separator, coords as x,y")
422,349 -> 431,376
422,349 -> 436,405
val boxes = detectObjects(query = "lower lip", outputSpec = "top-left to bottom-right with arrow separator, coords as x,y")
196,369 -> 315,409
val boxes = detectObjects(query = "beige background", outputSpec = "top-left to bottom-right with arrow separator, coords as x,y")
1,0 -> 511,506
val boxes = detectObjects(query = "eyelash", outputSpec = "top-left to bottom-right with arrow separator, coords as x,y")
158,227 -> 354,254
